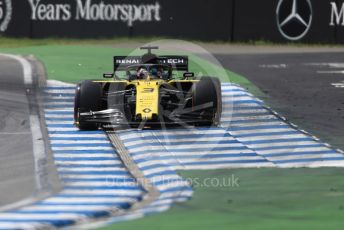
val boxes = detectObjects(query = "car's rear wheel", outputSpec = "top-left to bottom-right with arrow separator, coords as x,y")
192,77 -> 222,126
74,80 -> 102,130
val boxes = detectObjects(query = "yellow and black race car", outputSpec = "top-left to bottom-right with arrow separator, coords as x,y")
74,46 -> 222,130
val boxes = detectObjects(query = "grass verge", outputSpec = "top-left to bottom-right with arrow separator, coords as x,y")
0,44 -> 264,97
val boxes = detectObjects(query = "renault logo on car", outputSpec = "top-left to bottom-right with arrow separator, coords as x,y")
276,0 -> 313,41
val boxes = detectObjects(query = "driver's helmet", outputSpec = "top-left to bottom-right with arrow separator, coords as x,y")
137,67 -> 148,79
149,66 -> 163,78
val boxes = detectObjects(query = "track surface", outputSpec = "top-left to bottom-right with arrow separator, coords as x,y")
0,56 -> 36,206
216,52 -> 344,150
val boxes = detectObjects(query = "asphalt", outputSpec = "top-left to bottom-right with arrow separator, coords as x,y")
0,56 -> 37,206
216,52 -> 344,151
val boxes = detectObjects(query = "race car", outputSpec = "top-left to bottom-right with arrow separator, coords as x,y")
74,46 -> 222,130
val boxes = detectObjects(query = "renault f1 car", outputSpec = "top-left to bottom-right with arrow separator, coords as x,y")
74,46 -> 222,130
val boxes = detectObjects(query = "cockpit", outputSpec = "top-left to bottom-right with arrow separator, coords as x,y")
126,64 -> 172,80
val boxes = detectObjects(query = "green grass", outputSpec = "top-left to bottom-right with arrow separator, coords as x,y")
101,168 -> 344,230
103,168 -> 344,230
1,36 -> 344,48
0,36 -> 165,48
0,40 -> 343,230
0,44 -> 263,97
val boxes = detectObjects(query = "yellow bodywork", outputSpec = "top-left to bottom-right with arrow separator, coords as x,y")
134,79 -> 161,120
92,78 -> 199,120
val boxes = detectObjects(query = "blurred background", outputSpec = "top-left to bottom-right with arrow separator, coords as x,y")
0,0 -> 343,43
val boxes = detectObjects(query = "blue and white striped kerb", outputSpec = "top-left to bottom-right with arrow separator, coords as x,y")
115,82 -> 344,170
0,79 -> 343,229
0,80 -> 191,229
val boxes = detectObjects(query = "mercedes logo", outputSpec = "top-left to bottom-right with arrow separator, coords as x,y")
276,0 -> 312,41
0,0 -> 12,32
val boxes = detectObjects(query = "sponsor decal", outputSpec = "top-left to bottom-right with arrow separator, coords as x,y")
165,58 -> 185,64
330,1 -> 344,26
116,58 -> 141,65
159,57 -> 188,65
0,0 -> 12,32
27,0 -> 161,26
276,0 -> 312,41
143,88 -> 154,93
143,108 -> 152,113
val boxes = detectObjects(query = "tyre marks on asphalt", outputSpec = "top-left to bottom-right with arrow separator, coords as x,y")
0,80 -> 344,229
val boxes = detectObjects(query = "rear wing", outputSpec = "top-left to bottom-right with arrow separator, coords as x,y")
113,56 -> 189,72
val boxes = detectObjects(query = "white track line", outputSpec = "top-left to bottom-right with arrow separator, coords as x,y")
30,115 -> 47,191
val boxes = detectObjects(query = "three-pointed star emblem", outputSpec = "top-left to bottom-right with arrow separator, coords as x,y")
276,0 -> 313,41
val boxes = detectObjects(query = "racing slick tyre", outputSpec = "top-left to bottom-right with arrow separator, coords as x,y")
192,77 -> 222,126
74,80 -> 102,130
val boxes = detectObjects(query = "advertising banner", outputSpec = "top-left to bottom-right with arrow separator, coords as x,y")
0,0 -> 343,43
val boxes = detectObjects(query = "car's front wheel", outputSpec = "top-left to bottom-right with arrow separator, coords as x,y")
192,77 -> 222,126
74,80 -> 102,130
